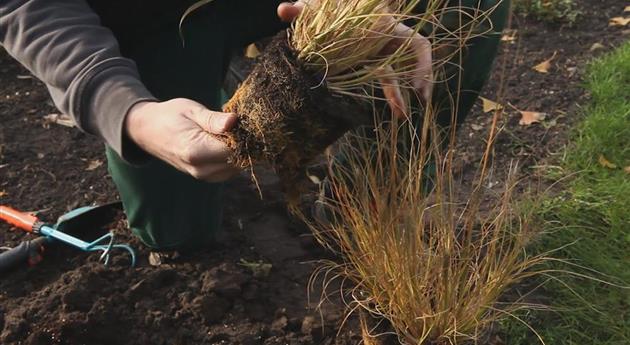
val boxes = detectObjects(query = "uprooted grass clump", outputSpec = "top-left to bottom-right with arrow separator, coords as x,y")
223,0 -> 436,199
223,31 -> 368,200
185,0 -> 494,199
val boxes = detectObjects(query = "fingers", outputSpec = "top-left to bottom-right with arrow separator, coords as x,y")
182,129 -> 241,182
277,0 -> 318,22
180,106 -> 241,181
376,66 -> 406,119
180,130 -> 241,182
187,161 -> 241,183
185,107 -> 238,135
381,23 -> 434,103
277,1 -> 305,22
183,108 -> 237,163
402,25 -> 433,102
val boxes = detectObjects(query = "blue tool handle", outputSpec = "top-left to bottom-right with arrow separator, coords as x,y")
0,237 -> 48,274
38,224 -> 136,267
39,225 -> 91,250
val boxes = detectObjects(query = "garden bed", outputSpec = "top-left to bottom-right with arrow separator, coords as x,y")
1,0 -> 628,344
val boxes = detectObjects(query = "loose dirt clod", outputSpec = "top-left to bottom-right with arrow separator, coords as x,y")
223,31 -> 369,201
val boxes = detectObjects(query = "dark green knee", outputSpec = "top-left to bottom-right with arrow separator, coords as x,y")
106,147 -> 225,251
432,0 -> 511,129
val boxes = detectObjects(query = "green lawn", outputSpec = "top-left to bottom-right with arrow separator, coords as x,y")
513,0 -> 580,23
501,42 -> 630,344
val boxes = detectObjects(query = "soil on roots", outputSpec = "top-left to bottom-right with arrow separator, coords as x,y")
224,31 -> 369,202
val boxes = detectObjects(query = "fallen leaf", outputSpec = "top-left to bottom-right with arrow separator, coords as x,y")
518,110 -> 547,126
501,30 -> 518,42
471,124 -> 484,131
624,166 -> 630,174
307,174 -> 322,185
598,155 -> 617,169
148,252 -> 162,266
542,118 -> 558,129
532,52 -> 557,73
0,190 -> 7,198
625,6 -> 630,12
85,160 -> 103,171
239,259 -> 272,278
43,113 -> 75,128
589,42 -> 605,51
609,17 -> 630,27
245,44 -> 261,58
480,97 -> 504,113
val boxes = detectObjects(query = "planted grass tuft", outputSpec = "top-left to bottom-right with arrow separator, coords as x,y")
303,98 -> 558,344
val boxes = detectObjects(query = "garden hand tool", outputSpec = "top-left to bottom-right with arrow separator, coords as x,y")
0,202 -> 136,272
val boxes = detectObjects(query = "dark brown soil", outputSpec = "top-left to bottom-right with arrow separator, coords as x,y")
1,1 -> 628,344
224,31 -> 368,203
454,2 -> 630,193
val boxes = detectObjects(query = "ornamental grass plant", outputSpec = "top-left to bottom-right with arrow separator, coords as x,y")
305,101 -> 556,344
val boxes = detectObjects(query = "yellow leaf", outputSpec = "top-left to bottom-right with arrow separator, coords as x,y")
624,166 -> 630,174
307,174 -> 322,185
85,160 -> 103,171
609,17 -> 630,26
501,30 -> 518,42
518,110 -> 547,126
43,113 -> 75,128
598,155 -> 617,169
245,44 -> 261,58
480,97 -> 504,113
589,42 -> 605,52
532,52 -> 557,73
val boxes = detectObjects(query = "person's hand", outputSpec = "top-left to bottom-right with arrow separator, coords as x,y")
277,1 -> 433,118
125,98 -> 241,182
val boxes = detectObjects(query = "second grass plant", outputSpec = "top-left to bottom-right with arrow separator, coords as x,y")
307,103 -> 551,344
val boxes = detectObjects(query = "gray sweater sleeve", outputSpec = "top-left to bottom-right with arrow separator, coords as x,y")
0,0 -> 157,161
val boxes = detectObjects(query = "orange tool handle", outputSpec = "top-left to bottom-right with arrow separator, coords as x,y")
0,206 -> 39,232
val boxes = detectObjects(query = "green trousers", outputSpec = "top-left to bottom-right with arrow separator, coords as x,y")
106,0 -> 511,251
105,9 -> 231,249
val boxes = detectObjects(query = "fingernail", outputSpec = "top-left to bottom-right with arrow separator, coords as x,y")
221,113 -> 238,132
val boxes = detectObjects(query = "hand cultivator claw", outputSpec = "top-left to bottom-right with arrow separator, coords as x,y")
87,233 -> 136,266
0,202 -> 136,272
38,224 -> 136,267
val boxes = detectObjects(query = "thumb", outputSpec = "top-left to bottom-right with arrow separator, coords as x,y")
277,1 -> 307,22
186,108 -> 238,135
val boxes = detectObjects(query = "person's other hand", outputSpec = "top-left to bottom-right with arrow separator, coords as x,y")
277,1 -> 433,118
125,98 -> 241,182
